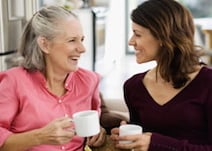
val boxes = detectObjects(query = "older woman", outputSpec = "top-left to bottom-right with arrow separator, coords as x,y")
0,6 -> 105,151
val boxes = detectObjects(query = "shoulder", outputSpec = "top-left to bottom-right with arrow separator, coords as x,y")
193,66 -> 212,90
0,67 -> 30,89
124,71 -> 147,88
0,67 -> 27,80
199,66 -> 212,80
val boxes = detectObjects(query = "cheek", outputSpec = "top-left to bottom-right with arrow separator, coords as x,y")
148,47 -> 159,59
47,48 -> 68,63
54,45 -> 70,55
146,39 -> 160,52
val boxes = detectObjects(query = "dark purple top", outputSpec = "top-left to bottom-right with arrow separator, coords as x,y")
124,66 -> 212,151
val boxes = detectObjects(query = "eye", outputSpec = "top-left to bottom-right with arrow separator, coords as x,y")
68,39 -> 75,42
134,33 -> 141,37
81,37 -> 85,42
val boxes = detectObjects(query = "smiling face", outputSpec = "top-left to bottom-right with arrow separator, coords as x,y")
128,22 -> 161,64
42,17 -> 85,74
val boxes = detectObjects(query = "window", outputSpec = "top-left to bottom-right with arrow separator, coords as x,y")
178,0 -> 212,18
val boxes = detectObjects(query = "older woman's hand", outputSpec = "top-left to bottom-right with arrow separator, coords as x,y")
35,116 -> 75,145
86,127 -> 107,147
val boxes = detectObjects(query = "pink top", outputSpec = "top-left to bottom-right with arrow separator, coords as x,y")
0,67 -> 101,151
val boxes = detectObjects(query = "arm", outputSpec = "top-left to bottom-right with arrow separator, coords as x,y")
149,133 -> 212,151
122,102 -> 212,151
91,73 -> 101,113
0,129 -> 40,151
87,73 -> 106,147
149,85 -> 212,151
1,117 -> 75,151
0,116 -> 75,151
0,72 -> 75,150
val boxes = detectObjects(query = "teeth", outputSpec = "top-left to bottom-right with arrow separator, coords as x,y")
72,57 -> 79,60
135,50 -> 139,54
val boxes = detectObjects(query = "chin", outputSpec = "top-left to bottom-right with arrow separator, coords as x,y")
136,59 -> 143,64
69,66 -> 78,72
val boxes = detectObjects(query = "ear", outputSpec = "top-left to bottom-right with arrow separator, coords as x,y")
37,36 -> 50,54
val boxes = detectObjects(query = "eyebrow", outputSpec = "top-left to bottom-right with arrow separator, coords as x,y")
133,29 -> 144,34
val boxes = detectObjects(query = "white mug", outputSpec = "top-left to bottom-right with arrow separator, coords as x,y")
119,124 -> 142,144
72,110 -> 100,137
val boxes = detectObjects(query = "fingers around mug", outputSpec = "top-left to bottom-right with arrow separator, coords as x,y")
120,120 -> 127,125
86,127 -> 106,146
111,127 -> 120,136
87,134 -> 104,147
110,129 -> 120,142
86,128 -> 101,145
59,117 -> 73,129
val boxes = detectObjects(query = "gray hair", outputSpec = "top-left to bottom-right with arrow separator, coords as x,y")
18,5 -> 77,71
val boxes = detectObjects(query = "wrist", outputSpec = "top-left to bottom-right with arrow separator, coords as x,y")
31,129 -> 42,146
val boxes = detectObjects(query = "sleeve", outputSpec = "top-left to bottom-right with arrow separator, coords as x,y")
123,79 -> 139,124
149,133 -> 212,151
0,72 -> 19,146
91,72 -> 101,116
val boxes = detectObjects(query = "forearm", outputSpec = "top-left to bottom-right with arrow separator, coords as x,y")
149,133 -> 212,151
0,129 -> 40,151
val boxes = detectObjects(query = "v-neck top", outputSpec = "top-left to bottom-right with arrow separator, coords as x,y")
124,66 -> 212,151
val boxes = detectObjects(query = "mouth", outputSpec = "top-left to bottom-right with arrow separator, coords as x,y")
135,50 -> 142,55
72,55 -> 80,60
69,56 -> 80,64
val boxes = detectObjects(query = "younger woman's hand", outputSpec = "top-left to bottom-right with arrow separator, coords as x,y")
115,132 -> 152,151
110,120 -> 127,145
110,121 -> 152,151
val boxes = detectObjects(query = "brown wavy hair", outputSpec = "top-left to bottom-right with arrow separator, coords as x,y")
131,0 -> 201,88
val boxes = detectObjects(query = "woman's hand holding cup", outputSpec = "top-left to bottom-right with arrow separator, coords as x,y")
34,116 -> 75,145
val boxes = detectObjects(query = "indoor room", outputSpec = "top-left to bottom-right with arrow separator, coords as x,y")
0,1 -> 212,150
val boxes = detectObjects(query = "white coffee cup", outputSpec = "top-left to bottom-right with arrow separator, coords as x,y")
119,124 -> 142,144
72,110 -> 100,137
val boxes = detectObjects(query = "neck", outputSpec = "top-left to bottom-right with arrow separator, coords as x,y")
44,69 -> 69,96
149,67 -> 171,84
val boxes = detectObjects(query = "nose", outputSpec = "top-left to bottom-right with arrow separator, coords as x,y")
128,36 -> 135,46
77,42 -> 86,53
